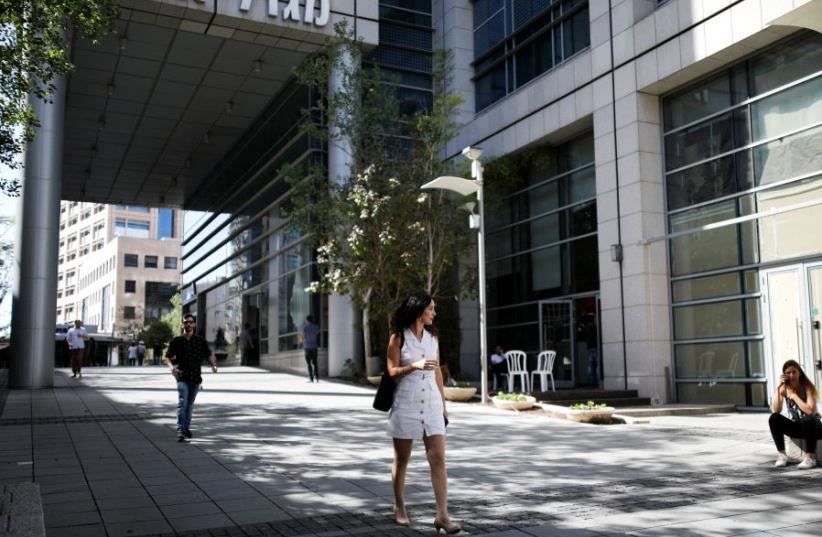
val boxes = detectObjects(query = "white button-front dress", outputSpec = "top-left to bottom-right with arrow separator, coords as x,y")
388,328 -> 446,439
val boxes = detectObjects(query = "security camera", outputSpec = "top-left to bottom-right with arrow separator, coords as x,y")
462,146 -> 483,161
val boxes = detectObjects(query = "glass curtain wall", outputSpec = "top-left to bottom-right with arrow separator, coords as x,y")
181,80 -> 326,360
662,32 -> 822,406
485,133 -> 597,356
473,0 -> 590,111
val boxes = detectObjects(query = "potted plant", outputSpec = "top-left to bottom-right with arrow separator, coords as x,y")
491,391 -> 536,411
567,401 -> 615,423
443,377 -> 477,401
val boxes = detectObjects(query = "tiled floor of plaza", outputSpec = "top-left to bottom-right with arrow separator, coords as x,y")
1,367 -> 821,537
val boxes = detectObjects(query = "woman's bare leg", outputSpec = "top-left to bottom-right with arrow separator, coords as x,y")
392,438 -> 413,524
423,434 -> 450,523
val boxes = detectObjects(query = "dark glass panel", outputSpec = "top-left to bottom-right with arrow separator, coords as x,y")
666,154 -> 735,210
475,64 -> 507,110
664,113 -> 733,171
570,235 -> 598,293
750,33 -> 822,96
663,73 -> 732,131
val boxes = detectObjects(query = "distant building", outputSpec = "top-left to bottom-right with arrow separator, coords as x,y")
55,202 -> 183,339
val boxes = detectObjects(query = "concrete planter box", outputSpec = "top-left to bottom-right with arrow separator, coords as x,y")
491,395 -> 536,411
566,407 -> 615,423
444,386 -> 477,401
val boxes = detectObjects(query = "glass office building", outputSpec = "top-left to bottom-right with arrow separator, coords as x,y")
19,0 -> 822,402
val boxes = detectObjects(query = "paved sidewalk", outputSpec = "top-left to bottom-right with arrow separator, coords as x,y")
0,367 -> 819,537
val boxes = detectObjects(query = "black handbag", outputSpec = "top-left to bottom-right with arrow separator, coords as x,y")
373,371 -> 396,412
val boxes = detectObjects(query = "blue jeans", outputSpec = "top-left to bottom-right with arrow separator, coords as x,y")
176,381 -> 200,430
587,348 -> 598,387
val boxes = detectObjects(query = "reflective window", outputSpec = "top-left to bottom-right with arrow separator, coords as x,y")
144,256 -> 158,269
124,254 -> 138,267
157,208 -> 175,239
662,32 -> 822,406
124,280 -> 136,293
473,0 -> 589,111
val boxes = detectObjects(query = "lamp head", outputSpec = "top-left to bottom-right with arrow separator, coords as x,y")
462,146 -> 483,161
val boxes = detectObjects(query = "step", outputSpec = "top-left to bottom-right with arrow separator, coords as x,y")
539,397 -> 651,408
535,389 -> 639,401
612,404 -> 736,417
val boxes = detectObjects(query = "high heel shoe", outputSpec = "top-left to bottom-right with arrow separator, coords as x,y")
433,518 -> 462,534
393,506 -> 410,527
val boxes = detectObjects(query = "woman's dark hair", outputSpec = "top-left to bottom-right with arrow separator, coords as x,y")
390,291 -> 436,337
783,359 -> 818,399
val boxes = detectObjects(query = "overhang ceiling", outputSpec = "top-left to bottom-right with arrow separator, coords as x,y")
62,5 -> 325,208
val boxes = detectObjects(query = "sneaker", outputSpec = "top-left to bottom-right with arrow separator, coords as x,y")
798,457 -> 817,469
176,429 -> 186,442
183,428 -> 192,439
774,452 -> 789,467
72,374 -> 77,378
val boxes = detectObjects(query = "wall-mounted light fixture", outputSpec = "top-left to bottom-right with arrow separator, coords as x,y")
225,101 -> 233,113
610,243 -> 623,263
253,59 -> 262,73
119,36 -> 128,50
106,82 -> 115,96
97,117 -> 106,131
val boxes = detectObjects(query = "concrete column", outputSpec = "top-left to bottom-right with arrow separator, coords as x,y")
326,43 -> 361,377
432,0 -> 475,125
10,74 -> 67,388
594,88 -> 670,402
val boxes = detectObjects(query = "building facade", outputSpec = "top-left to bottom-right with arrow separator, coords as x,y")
174,0 -> 822,408
12,0 -> 822,400
56,202 -> 183,341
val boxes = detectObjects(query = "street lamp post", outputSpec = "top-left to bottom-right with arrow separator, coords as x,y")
421,146 -> 489,404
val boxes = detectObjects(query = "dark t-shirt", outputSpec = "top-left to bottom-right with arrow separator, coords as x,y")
165,335 -> 212,384
302,323 -> 320,350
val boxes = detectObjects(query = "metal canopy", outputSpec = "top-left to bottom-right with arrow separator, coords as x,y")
62,5 -> 324,209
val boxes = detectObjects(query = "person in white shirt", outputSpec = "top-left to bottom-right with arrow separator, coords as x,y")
65,320 -> 88,378
127,343 -> 138,366
490,345 -> 507,390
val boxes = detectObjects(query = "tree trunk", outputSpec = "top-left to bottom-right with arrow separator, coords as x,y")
363,287 -> 380,375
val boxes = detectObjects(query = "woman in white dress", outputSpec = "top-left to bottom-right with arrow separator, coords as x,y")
386,291 -> 460,534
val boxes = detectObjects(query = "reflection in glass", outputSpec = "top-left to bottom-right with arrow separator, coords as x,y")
673,300 -> 744,339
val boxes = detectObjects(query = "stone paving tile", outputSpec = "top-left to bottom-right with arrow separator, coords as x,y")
45,522 -> 108,537
105,518 -> 174,537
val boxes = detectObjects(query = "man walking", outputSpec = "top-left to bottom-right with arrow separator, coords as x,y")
299,315 -> 320,382
66,320 -> 87,378
239,322 -> 255,366
163,314 -> 217,442
136,341 -> 146,366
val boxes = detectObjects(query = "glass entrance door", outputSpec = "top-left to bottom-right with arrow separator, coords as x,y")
539,300 -> 574,387
762,262 -> 822,396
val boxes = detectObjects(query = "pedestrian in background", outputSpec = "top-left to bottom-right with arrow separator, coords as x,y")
164,314 -> 217,442
299,315 -> 320,382
66,319 -> 87,379
127,342 -> 138,366
240,323 -> 255,366
489,345 -> 507,391
137,341 -> 146,366
769,359 -> 822,469
386,291 -> 460,534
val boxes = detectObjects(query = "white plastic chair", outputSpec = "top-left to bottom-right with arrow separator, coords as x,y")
502,350 -> 529,393
530,350 -> 556,392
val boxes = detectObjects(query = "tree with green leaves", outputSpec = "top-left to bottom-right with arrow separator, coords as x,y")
284,24 -> 474,373
1,0 -> 118,194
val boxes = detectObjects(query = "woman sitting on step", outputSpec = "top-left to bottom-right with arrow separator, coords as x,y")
769,359 -> 822,469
